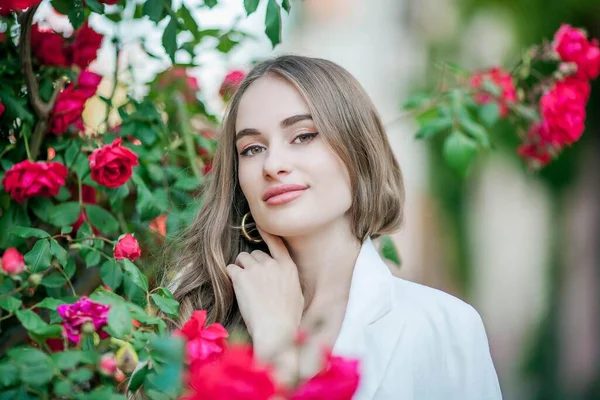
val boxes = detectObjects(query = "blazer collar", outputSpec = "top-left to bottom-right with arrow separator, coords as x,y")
342,237 -> 394,325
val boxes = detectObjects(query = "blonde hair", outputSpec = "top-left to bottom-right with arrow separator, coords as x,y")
164,55 -> 405,331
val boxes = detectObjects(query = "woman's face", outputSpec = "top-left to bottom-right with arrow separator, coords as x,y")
235,75 -> 352,238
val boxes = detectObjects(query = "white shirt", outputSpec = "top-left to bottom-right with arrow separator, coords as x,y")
333,238 -> 502,400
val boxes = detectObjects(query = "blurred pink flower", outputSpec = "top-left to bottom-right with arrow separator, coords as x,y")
57,297 -> 110,344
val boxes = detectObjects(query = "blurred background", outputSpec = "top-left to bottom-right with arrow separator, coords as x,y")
34,0 -> 600,398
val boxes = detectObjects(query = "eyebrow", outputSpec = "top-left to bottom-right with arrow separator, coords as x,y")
235,114 -> 313,142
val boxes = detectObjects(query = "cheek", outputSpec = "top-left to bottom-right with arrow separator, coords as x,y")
310,148 -> 352,202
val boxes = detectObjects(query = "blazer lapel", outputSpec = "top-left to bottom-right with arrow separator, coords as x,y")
333,238 -> 405,400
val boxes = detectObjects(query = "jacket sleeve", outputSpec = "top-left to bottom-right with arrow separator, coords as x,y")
464,306 -> 503,400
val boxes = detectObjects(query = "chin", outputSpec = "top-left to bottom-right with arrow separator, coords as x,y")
258,211 -> 323,238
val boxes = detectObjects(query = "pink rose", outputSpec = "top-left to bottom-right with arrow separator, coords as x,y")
176,310 -> 228,368
291,353 -> 360,400
1,248 -> 26,275
113,233 -> 141,261
57,297 -> 110,344
99,353 -> 118,376
219,70 -> 246,102
88,138 -> 139,188
553,24 -> 600,80
469,67 -> 517,118
2,160 -> 68,203
0,100 -> 5,117
540,78 -> 589,145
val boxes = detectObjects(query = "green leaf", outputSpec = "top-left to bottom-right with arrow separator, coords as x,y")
34,298 -> 66,311
84,204 -> 119,234
24,239 -> 52,272
443,130 -> 478,177
68,0 -> 86,29
29,197 -> 54,223
8,348 -> 54,386
150,293 -> 179,318
143,0 -> 165,22
12,226 -> 50,239
415,116 -> 453,140
107,302 -> 132,339
100,260 -> 123,291
122,259 -> 148,292
15,309 -> 49,334
0,296 -> 22,313
481,77 -> 502,97
64,258 -> 76,278
86,0 -> 105,13
53,380 -> 72,396
265,0 -> 282,48
52,350 -> 84,370
61,226 -> 73,235
48,202 -> 81,227
65,141 -> 80,169
244,0 -> 260,15
41,272 -> 67,288
50,238 -> 68,266
0,362 -> 19,387
402,92 -> 430,110
515,104 -> 539,121
205,0 -> 218,8
282,0 -> 291,13
129,363 -> 149,392
123,275 -> 147,307
477,103 -> 500,127
173,175 -> 202,191
216,33 -> 240,53
459,114 -> 491,148
179,4 -> 199,38
84,250 -> 102,267
68,368 -> 94,383
146,390 -> 171,400
162,17 -> 178,63
380,236 -> 401,267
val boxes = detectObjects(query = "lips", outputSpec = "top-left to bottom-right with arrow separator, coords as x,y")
262,184 -> 308,205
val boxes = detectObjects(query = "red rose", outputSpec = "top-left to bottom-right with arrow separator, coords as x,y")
49,70 -> 101,135
88,138 -> 139,188
0,0 -> 41,13
540,78 -> 589,145
553,24 -> 600,80
69,23 -> 103,70
30,24 -> 69,67
176,310 -> 228,368
1,248 -> 26,275
291,353 -> 360,400
100,0 -> 120,4
113,233 -> 141,261
469,67 -> 517,118
2,160 -> 68,203
219,70 -> 246,102
183,344 -> 277,400
0,100 -> 5,117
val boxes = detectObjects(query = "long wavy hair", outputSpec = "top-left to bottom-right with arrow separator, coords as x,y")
163,55 -> 406,331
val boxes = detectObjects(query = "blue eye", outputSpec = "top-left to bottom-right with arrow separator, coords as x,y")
240,145 -> 265,157
293,132 -> 319,144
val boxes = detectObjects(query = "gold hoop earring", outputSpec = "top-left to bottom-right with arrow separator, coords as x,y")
241,212 -> 263,243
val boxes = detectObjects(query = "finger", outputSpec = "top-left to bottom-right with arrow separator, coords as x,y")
250,249 -> 272,263
225,264 -> 242,281
235,252 -> 258,269
256,227 -> 290,261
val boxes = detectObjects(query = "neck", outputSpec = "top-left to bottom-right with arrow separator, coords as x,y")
282,219 -> 362,313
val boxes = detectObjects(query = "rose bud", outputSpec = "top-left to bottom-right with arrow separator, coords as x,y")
1,248 -> 26,275
115,344 -> 139,373
113,234 -> 141,261
99,353 -> 118,376
28,273 -> 42,287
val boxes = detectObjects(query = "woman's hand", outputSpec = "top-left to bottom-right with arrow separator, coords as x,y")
226,229 -> 304,362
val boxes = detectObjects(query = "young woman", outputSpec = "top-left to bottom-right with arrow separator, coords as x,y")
165,55 -> 502,399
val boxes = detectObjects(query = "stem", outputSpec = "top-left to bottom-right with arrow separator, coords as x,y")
174,95 -> 203,180
22,128 -> 32,161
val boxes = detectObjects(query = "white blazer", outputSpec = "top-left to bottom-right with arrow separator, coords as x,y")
333,238 -> 502,400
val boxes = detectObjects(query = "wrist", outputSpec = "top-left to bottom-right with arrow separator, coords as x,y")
251,323 -> 298,361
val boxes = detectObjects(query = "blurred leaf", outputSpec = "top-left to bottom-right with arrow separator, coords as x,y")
29,197 -> 53,223
0,362 -> 19,387
162,17 -> 178,63
282,0 -> 291,13
129,363 -> 149,392
481,77 -> 501,97
107,302 -> 133,339
443,130 -> 478,177
0,206 -> 30,248
34,298 -> 66,311
86,0 -> 105,13
8,348 -> 54,386
122,259 -> 148,292
12,226 -> 50,239
216,33 -> 240,53
15,309 -> 49,334
84,249 -> 102,267
101,260 -> 123,291
64,258 -> 76,278
458,113 -> 491,148
150,293 -> 179,318
402,92 -> 430,110
143,0 -> 165,22
52,350 -> 84,370
244,0 -> 259,15
205,0 -> 218,8
53,380 -> 72,396
179,4 -> 199,39
415,117 -> 453,139
61,226 -> 73,235
48,202 -> 81,227
380,236 -> 401,267
24,239 -> 52,272
173,174 -> 202,191
477,103 -> 500,127
85,204 -> 119,234
515,104 -> 539,121
0,296 -> 22,313
50,238 -> 68,266
41,272 -> 67,288
265,0 -> 282,48
123,275 -> 147,307
68,368 -> 94,383
69,0 -> 86,29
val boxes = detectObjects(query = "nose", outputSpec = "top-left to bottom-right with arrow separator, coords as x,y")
262,143 -> 291,179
